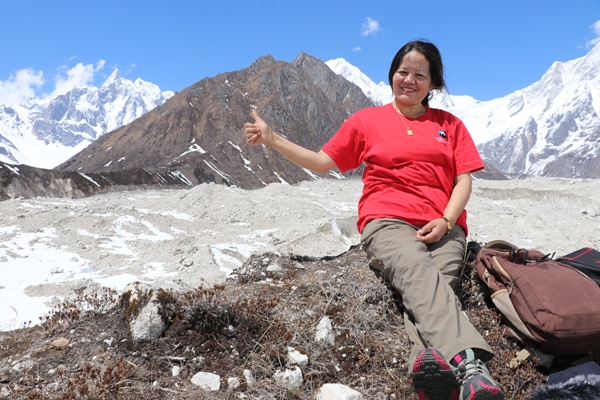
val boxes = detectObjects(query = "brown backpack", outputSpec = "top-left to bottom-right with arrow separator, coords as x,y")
557,247 -> 600,286
473,240 -> 600,356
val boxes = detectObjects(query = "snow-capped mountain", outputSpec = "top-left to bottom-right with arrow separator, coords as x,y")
326,44 -> 600,178
2,44 -> 598,179
325,59 -> 393,106
0,70 -> 173,169
459,45 -> 600,178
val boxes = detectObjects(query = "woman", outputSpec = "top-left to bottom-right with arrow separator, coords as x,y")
244,40 -> 504,400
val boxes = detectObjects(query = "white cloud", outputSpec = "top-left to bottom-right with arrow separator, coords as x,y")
353,46 -> 362,52
64,55 -> 78,64
50,60 -> 106,99
0,69 -> 45,105
361,17 -> 381,37
0,59 -> 108,105
587,20 -> 600,47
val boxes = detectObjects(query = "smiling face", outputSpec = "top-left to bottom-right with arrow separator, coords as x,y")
392,50 -> 435,108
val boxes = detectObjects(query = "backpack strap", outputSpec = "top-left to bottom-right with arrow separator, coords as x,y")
484,240 -> 519,252
484,240 -> 554,263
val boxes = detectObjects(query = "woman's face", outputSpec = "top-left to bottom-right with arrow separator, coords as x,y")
392,50 -> 435,107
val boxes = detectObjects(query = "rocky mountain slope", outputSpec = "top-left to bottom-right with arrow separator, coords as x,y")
56,53 -> 374,189
0,53 -> 506,200
3,44 -> 599,184
0,162 -> 193,201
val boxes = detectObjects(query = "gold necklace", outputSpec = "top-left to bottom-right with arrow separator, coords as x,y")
393,102 -> 420,136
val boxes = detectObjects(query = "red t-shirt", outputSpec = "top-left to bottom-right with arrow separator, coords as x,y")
322,104 -> 484,235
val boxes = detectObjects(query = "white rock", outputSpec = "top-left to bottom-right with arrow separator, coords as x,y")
243,369 -> 255,387
273,366 -> 303,390
315,316 -> 335,346
316,383 -> 364,400
172,365 -> 180,377
0,386 -> 11,398
190,371 -> 221,391
267,263 -> 282,272
123,282 -> 170,343
130,301 -> 166,343
228,376 -> 241,389
12,360 -> 35,372
287,346 -> 309,367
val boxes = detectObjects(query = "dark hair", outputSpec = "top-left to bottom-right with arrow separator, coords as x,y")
388,40 -> 447,107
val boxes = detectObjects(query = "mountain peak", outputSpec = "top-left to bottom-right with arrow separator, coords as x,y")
292,52 -> 321,65
325,58 -> 391,105
101,69 -> 121,89
0,66 -> 172,168
325,58 -> 356,74
56,53 -> 374,188
1,47 -> 598,179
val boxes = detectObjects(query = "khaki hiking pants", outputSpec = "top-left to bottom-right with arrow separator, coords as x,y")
361,218 -> 493,371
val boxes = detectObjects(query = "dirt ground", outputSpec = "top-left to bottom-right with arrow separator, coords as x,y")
1,244 -> 596,400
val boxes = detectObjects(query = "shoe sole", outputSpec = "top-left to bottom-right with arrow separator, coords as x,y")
412,348 -> 459,400
462,380 -> 505,400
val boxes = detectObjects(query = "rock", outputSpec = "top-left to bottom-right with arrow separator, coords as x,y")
273,366 -> 303,390
0,386 -> 10,398
267,263 -> 282,272
130,301 -> 166,343
190,371 -> 221,391
11,360 -> 35,372
315,316 -> 335,346
287,346 -> 309,367
122,282 -> 173,343
51,337 -> 69,350
316,383 -> 364,400
228,376 -> 241,389
243,369 -> 255,387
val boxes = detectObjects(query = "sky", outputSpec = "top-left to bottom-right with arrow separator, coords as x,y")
1,0 -> 600,105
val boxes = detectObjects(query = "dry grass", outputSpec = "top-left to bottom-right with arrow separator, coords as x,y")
1,245 -> 597,399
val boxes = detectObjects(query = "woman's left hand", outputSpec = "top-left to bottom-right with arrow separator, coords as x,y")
415,218 -> 448,244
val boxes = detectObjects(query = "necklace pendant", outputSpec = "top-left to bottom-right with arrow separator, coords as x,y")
407,129 -> 413,136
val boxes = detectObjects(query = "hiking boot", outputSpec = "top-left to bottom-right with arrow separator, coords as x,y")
453,349 -> 505,400
412,348 -> 459,400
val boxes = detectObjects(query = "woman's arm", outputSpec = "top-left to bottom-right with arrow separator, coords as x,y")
416,172 -> 473,243
443,172 -> 473,227
244,109 -> 337,174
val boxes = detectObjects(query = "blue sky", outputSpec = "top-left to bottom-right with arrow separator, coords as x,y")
1,0 -> 599,104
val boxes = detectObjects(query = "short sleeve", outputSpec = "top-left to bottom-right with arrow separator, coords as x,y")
321,113 -> 366,173
452,119 -> 484,176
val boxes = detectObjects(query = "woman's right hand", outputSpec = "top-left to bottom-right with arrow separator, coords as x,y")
243,108 -> 336,174
244,109 -> 270,146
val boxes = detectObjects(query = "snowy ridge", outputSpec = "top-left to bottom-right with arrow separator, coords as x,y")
325,43 -> 600,177
0,70 -> 173,169
1,44 -> 598,178
325,58 -> 393,106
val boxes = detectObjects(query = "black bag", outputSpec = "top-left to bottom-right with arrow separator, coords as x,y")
557,247 -> 600,286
